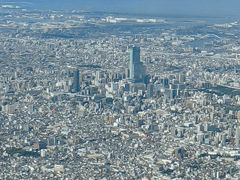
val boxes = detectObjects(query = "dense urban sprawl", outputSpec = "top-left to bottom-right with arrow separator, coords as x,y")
1,7 -> 240,179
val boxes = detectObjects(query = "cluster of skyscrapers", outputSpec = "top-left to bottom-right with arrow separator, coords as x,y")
71,46 -> 146,93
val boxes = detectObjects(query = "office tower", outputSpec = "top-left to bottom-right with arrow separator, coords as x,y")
96,71 -> 101,81
128,47 -> 145,82
164,78 -> 169,88
178,73 -> 186,83
125,68 -> 129,79
95,71 -> 101,85
147,83 -> 154,98
236,127 -> 240,148
170,89 -> 177,99
73,69 -> 80,93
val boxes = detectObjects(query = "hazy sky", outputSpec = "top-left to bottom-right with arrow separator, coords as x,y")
4,0 -> 240,16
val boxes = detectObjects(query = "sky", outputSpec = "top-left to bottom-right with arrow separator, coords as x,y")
2,0 -> 240,17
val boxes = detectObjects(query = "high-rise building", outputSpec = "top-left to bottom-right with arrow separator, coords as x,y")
146,83 -> 154,98
73,69 -> 80,93
128,47 -> 145,82
236,126 -> 240,148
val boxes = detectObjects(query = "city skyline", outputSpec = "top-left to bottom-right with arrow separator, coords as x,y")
1,1 -> 240,179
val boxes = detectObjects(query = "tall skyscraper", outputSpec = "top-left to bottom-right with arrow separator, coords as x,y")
73,69 -> 80,93
128,47 -> 145,82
